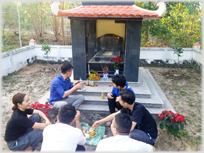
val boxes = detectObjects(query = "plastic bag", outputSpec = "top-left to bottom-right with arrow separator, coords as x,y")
80,122 -> 105,146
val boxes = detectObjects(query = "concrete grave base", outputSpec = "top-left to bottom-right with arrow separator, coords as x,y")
38,67 -> 175,118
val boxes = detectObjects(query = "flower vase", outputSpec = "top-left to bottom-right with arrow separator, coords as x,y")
103,73 -> 109,81
114,69 -> 119,75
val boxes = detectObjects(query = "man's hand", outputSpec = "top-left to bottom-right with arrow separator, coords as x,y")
116,97 -> 120,102
92,120 -> 102,128
107,93 -> 114,99
75,82 -> 85,89
75,110 -> 81,121
45,119 -> 52,126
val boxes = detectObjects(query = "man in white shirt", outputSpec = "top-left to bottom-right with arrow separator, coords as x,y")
96,113 -> 155,152
41,104 -> 86,152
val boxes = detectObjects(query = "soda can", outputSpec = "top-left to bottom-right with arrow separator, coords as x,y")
103,135 -> 107,139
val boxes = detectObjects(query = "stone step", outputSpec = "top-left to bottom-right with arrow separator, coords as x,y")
72,81 -> 151,98
78,104 -> 110,114
141,68 -> 164,107
78,104 -> 167,118
81,96 -> 162,108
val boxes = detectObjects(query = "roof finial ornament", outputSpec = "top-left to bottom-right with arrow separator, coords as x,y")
156,2 -> 166,17
50,1 -> 61,16
133,1 -> 166,17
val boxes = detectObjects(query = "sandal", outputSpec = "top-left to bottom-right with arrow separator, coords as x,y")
106,121 -> 112,127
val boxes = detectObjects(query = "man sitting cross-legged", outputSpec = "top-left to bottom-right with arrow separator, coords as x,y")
49,62 -> 85,110
96,113 -> 155,151
93,89 -> 158,146
41,104 -> 86,152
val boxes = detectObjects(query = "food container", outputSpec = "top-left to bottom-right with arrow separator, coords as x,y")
101,92 -> 105,99
91,81 -> 94,87
103,135 -> 108,139
85,81 -> 89,86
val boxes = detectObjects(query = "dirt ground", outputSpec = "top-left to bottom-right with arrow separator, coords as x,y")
1,62 -> 202,151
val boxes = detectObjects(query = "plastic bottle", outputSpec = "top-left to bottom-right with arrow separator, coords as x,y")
79,78 -> 84,90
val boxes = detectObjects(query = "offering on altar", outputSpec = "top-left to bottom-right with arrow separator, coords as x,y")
89,69 -> 100,80
85,81 -> 94,87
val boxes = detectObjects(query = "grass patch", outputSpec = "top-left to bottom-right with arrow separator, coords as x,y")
190,113 -> 196,117
3,72 -> 18,82
177,130 -> 191,139
188,102 -> 194,107
197,125 -> 202,132
194,136 -> 202,146
179,90 -> 190,96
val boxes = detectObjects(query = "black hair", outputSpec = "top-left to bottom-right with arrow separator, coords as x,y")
119,89 -> 135,105
114,113 -> 132,134
112,74 -> 126,87
61,62 -> 73,74
12,92 -> 26,110
58,104 -> 76,124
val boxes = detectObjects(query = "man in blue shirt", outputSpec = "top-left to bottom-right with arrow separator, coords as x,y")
107,74 -> 135,114
49,62 -> 85,109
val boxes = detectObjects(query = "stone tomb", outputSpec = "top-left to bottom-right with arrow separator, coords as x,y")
39,67 -> 175,118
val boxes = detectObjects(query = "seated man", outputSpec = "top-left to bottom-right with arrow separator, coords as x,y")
49,62 -> 85,109
96,113 -> 155,151
107,74 -> 135,114
41,104 -> 86,151
93,89 -> 158,146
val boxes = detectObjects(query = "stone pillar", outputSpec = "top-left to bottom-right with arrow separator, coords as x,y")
70,19 -> 87,80
87,20 -> 96,61
124,20 -> 142,82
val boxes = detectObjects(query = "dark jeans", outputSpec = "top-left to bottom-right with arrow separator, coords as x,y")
7,114 -> 43,151
130,129 -> 156,146
108,95 -> 123,114
76,145 -> 85,151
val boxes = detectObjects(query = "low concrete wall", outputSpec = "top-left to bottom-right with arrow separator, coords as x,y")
1,45 -> 202,77
2,46 -> 36,77
34,45 -> 73,63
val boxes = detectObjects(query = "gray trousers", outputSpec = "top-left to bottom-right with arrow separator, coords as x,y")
7,114 -> 43,151
53,94 -> 84,110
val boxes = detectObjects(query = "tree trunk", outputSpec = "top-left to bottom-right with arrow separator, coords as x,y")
16,2 -> 22,48
61,1 -> 65,45
40,2 -> 44,37
53,15 -> 59,41
31,15 -> 40,42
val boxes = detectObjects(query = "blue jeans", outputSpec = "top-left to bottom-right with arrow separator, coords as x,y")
7,114 -> 43,151
130,129 -> 156,146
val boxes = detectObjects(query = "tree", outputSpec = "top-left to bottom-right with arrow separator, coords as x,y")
16,2 -> 22,47
2,2 -> 18,34
61,1 -> 65,45
41,43 -> 51,67
135,2 -> 202,48
171,40 -> 184,67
